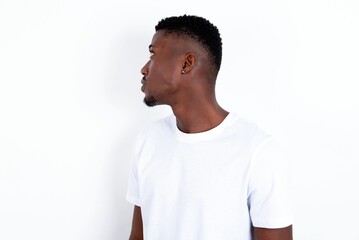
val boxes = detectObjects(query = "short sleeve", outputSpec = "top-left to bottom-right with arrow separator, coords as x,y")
126,135 -> 142,207
247,137 -> 293,228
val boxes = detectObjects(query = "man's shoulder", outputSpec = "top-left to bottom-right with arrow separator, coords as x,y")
229,113 -> 271,141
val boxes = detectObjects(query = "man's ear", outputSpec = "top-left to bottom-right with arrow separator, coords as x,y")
181,53 -> 197,74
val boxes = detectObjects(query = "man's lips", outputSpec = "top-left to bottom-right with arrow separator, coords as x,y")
141,77 -> 146,92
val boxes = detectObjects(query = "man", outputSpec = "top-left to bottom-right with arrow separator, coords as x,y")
127,15 -> 293,240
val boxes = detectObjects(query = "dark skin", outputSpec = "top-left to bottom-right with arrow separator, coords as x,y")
129,206 -> 143,240
130,30 -> 293,239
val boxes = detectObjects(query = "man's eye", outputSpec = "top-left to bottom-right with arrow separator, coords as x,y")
149,51 -> 154,57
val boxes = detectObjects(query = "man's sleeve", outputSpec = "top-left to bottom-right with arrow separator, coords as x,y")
247,137 -> 293,228
126,135 -> 142,206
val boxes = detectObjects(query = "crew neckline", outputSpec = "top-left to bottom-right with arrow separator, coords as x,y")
171,112 -> 236,143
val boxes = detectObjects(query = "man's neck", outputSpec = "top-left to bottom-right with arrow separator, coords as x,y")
171,101 -> 228,134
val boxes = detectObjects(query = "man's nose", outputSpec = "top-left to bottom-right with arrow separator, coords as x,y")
141,60 -> 150,76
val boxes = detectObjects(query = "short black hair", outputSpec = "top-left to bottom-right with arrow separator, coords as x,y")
155,15 -> 222,74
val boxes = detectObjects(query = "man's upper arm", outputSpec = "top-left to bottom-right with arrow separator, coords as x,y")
253,225 -> 293,240
129,206 -> 143,240
248,138 -> 293,229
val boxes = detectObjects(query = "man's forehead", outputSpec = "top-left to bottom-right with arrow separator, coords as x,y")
150,31 -> 168,48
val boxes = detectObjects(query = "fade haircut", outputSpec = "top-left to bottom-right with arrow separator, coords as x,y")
155,15 -> 222,75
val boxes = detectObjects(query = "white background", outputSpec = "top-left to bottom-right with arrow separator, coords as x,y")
1,0 -> 358,239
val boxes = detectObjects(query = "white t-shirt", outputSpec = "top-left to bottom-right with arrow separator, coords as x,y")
126,113 -> 293,240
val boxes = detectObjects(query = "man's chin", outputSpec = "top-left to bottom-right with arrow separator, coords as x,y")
143,96 -> 157,107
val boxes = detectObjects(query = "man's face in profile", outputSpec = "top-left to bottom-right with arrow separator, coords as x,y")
140,30 -> 184,107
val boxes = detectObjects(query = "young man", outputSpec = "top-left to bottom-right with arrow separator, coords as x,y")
127,15 -> 293,240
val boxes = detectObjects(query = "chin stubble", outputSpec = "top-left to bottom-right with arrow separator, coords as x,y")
143,96 -> 157,107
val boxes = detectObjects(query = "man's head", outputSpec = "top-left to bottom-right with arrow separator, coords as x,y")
155,15 -> 222,74
140,15 -> 222,107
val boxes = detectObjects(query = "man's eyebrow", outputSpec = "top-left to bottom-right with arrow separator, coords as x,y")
148,44 -> 153,50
